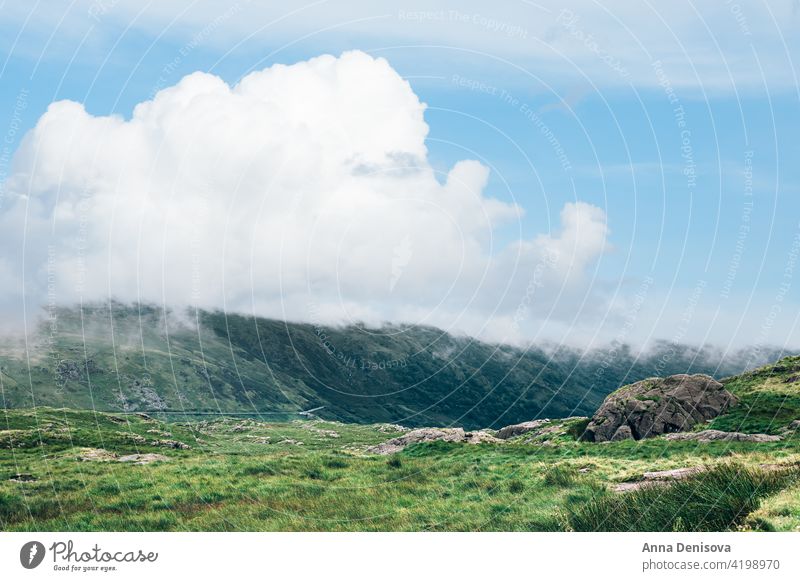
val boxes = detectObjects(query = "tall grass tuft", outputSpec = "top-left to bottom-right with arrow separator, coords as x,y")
544,464 -> 578,488
567,463 -> 799,532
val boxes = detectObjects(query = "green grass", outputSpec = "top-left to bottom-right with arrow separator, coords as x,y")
2,406 -> 799,531
567,463 -> 799,532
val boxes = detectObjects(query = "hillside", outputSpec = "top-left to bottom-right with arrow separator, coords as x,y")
1,352 -> 799,531
0,303 -> 788,429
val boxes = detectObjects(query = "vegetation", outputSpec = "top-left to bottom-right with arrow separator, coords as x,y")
1,307 -> 798,532
567,463 -> 799,532
710,356 -> 800,435
1,400 -> 798,532
0,303 -> 788,430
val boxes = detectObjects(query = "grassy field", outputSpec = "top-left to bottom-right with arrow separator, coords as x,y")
2,406 -> 799,532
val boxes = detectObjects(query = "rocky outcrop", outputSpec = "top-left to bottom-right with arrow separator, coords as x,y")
585,374 -> 737,442
664,430 -> 781,443
367,427 -> 500,455
495,419 -> 551,440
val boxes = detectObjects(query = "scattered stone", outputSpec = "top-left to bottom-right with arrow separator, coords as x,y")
146,429 -> 172,437
117,431 -> 147,444
118,453 -> 169,465
664,430 -> 782,443
277,439 -> 303,445
315,429 -> 340,438
367,427 -> 500,455
297,423 -> 341,438
585,374 -> 738,442
149,439 -> 190,450
9,473 -> 36,483
77,448 -> 118,462
495,420 -> 551,440
377,424 -> 409,434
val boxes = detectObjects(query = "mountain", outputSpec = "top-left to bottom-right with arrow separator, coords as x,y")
0,303 -> 789,429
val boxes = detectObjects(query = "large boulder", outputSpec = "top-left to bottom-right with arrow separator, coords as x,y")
585,374 -> 737,442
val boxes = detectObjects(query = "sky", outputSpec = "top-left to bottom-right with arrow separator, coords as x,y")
0,0 -> 799,353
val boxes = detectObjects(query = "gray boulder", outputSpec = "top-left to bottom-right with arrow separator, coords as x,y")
367,427 -> 500,455
585,374 -> 737,442
495,419 -> 551,440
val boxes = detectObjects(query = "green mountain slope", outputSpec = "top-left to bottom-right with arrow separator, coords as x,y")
0,303 -> 789,429
710,355 -> 800,434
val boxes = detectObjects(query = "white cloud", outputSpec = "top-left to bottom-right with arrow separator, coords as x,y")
1,50 -> 609,339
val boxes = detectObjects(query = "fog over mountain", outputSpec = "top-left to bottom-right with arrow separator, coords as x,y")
0,303 -> 788,429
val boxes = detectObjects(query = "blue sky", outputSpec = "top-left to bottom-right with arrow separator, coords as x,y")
1,1 -> 799,350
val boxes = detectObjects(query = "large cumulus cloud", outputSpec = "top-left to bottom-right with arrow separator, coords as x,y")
1,50 -> 608,339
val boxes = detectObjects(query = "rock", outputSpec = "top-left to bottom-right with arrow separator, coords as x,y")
146,429 -> 172,437
77,448 -> 118,462
610,425 -> 633,441
643,466 -> 704,480
664,430 -> 782,443
118,453 -> 169,465
465,430 -> 502,444
55,359 -> 82,382
784,419 -> 800,431
613,467 -> 704,492
613,462 -> 796,493
367,427 -> 499,455
367,428 -> 467,455
9,473 -> 36,483
613,481 -> 667,493
277,439 -> 303,445
585,374 -> 737,442
117,431 -> 147,444
134,412 -> 153,421
377,424 -> 409,434
495,420 -> 550,440
149,439 -> 191,449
